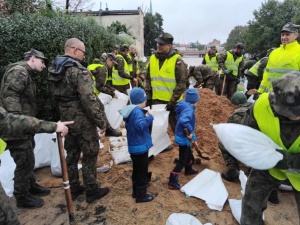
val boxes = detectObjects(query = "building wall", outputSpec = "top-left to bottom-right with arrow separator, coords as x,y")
93,11 -> 144,58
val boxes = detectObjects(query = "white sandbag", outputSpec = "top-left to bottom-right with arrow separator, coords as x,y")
149,104 -> 172,156
98,92 -> 112,106
279,184 -> 293,191
109,145 -> 131,164
213,123 -> 283,170
0,150 -> 15,197
239,170 -> 247,196
34,133 -> 56,169
228,199 -> 242,224
180,169 -> 228,211
166,213 -> 212,225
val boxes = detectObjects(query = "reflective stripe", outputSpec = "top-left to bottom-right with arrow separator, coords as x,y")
112,54 -> 130,85
223,51 -> 243,76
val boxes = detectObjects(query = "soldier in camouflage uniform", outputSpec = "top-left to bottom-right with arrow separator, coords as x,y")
216,43 -> 245,100
0,49 -> 52,209
145,32 -> 188,134
48,38 -> 109,204
0,107 -> 72,225
87,54 -> 122,137
188,65 -> 219,90
112,44 -> 137,95
240,72 -> 300,225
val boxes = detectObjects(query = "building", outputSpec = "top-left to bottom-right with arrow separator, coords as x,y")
199,39 -> 225,57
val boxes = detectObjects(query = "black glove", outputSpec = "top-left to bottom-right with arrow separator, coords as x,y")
274,149 -> 300,170
165,104 -> 174,111
146,100 -> 152,108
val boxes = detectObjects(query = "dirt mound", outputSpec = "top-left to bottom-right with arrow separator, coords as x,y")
18,88 -> 298,225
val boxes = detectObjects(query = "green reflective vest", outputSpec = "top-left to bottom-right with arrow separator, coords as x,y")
0,138 -> 6,155
204,53 -> 218,72
223,51 -> 243,76
258,41 -> 300,93
87,63 -> 107,96
254,93 -> 300,191
112,54 -> 130,85
149,54 -> 182,101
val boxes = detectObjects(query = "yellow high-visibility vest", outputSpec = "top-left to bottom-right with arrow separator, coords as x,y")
112,54 -> 130,85
254,93 -> 300,191
87,63 -> 107,96
223,51 -> 243,76
0,138 -> 7,155
204,53 -> 218,72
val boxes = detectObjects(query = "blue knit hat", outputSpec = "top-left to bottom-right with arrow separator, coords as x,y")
130,87 -> 146,104
185,88 -> 200,104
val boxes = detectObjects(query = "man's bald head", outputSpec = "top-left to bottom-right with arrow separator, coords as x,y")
64,38 -> 86,61
129,44 -> 137,55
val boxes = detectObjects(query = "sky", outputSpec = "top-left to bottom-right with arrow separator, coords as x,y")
89,0 -> 283,45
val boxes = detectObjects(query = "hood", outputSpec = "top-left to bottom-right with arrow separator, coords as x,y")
175,100 -> 194,115
118,105 -> 137,119
47,56 -> 78,82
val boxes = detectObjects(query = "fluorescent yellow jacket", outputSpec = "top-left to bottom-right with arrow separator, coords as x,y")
204,53 -> 218,72
0,138 -> 6,155
223,51 -> 243,76
87,63 -> 106,96
258,41 -> 300,93
254,93 -> 300,191
149,54 -> 182,101
112,54 -> 130,85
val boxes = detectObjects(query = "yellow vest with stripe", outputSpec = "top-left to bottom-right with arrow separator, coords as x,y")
204,53 -> 218,72
258,41 -> 300,93
254,93 -> 300,191
112,54 -> 130,85
87,63 -> 107,96
149,54 -> 183,101
249,57 -> 266,77
0,138 -> 7,155
223,51 -> 243,76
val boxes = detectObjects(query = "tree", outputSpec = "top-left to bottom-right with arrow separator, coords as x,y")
107,21 -> 128,35
225,25 -> 248,50
144,12 -> 164,56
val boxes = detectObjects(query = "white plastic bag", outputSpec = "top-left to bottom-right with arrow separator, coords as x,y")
34,133 -> 56,169
0,150 -> 15,197
166,213 -> 212,225
213,123 -> 283,170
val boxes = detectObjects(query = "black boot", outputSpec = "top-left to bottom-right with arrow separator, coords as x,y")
168,172 -> 181,190
105,127 -> 122,137
16,194 -> 44,208
136,185 -> 154,203
29,181 -> 50,196
221,169 -> 240,182
268,190 -> 279,205
71,185 -> 85,200
184,161 -> 198,175
86,187 -> 110,203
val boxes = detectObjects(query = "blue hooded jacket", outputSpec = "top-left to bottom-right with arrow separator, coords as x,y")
175,100 -> 197,146
119,105 -> 153,155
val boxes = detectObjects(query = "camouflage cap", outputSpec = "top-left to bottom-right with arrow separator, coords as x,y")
272,71 -> 300,118
113,45 -> 120,50
155,32 -> 174,44
281,22 -> 300,33
230,92 -> 247,105
106,53 -> 118,65
24,49 -> 48,64
210,45 -> 217,49
235,43 -> 245,50
120,44 -> 129,52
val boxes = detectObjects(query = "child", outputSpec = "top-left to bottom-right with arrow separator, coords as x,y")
119,87 -> 155,203
168,88 -> 200,189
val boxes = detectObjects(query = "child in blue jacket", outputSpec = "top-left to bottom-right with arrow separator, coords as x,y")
119,87 -> 155,203
168,88 -> 200,190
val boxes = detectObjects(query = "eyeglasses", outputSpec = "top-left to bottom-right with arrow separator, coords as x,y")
70,46 -> 86,54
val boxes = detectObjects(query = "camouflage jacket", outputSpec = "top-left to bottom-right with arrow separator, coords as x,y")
191,65 -> 218,85
145,50 -> 188,106
115,54 -> 134,80
90,64 -> 116,97
217,50 -> 244,78
48,56 -> 107,134
228,102 -> 252,124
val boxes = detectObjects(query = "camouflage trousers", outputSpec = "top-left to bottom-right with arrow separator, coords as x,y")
218,141 -> 239,170
0,184 -> 20,225
203,76 -> 218,90
241,169 -> 300,225
64,128 -> 100,192
113,83 -> 130,95
216,76 -> 238,100
7,137 -> 36,198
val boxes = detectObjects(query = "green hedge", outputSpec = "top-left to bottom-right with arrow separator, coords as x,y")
0,12 -> 124,121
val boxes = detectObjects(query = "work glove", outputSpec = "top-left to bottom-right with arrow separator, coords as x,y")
165,104 -> 174,111
274,149 -> 300,170
224,70 -> 229,75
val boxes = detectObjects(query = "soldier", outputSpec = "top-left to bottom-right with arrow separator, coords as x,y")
0,49 -> 52,209
257,22 -> 300,94
145,32 -> 187,135
188,65 -> 219,90
0,108 -> 72,225
127,44 -> 144,88
202,45 -> 219,72
48,38 -> 109,204
113,45 -> 119,56
112,44 -> 137,94
240,72 -> 300,224
216,43 -> 245,100
87,54 -> 122,137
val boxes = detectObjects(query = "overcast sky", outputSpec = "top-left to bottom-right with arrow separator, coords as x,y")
90,0 -> 283,45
